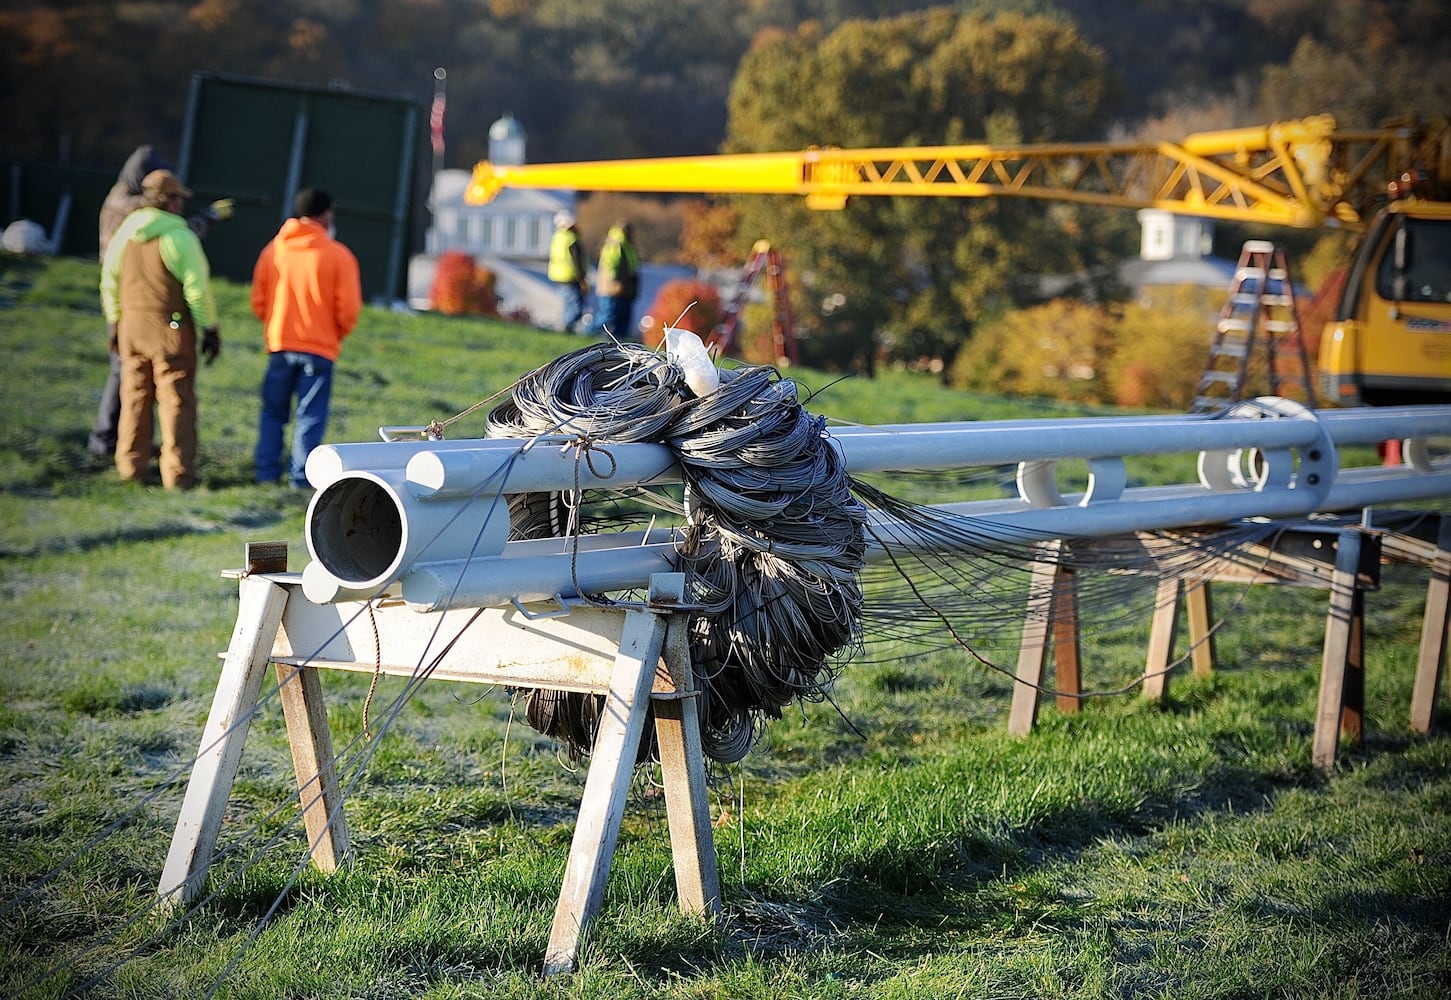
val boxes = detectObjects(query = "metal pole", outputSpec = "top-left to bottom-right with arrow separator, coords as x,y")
298,401 -> 1451,609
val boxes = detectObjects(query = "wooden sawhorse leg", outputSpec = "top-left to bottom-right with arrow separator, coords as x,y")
653,617 -> 721,920
545,576 -> 718,974
1411,516 -> 1451,735
160,575 -> 288,906
1009,541 -> 1080,736
275,660 -> 350,871
1143,579 -> 1216,702
1313,530 -> 1370,774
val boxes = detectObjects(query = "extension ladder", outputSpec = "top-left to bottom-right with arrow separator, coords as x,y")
1191,241 -> 1317,413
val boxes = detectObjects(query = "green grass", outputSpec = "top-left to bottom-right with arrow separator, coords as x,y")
2,253 -> 1449,998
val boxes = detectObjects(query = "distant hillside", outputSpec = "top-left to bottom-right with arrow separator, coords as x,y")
4,0 -> 1446,176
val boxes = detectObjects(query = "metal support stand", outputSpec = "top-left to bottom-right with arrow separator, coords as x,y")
159,565 -> 718,976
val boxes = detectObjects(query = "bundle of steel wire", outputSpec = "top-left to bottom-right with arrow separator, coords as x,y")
486,341 -> 868,763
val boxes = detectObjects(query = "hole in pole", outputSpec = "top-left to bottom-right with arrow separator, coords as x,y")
308,477 -> 405,584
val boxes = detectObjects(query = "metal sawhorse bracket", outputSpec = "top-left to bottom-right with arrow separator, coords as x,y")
158,563 -> 719,976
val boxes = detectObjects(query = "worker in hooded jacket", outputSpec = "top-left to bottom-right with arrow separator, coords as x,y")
89,145 -> 232,459
99,169 -> 220,490
250,187 -> 362,488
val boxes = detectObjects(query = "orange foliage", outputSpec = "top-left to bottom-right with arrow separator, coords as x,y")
678,202 -> 741,270
640,279 -> 723,350
429,251 -> 498,317
1114,361 -> 1155,409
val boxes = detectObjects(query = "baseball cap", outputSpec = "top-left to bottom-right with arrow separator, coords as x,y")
142,169 -> 193,199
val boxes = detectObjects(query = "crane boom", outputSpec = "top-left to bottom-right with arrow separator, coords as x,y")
468,115 -> 1449,230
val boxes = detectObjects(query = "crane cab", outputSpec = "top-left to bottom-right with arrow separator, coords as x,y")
1319,199 -> 1451,405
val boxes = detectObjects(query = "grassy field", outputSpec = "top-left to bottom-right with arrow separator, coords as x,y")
2,254 -> 1449,999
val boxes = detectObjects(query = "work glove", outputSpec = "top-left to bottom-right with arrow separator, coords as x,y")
202,327 -> 221,366
188,199 -> 235,239
107,321 -> 118,354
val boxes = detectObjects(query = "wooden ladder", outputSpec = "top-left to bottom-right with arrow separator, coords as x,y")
1192,240 -> 1317,413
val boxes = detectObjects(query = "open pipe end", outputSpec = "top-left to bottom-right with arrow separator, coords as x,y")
306,473 -> 406,588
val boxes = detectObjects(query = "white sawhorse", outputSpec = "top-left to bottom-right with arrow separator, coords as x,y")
159,566 -> 719,975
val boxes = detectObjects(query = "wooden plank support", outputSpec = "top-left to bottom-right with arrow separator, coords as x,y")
1009,541 -> 1063,736
275,661 -> 350,871
545,574 -> 682,975
1186,580 -> 1216,679
1142,577 -> 1183,703
1051,560 -> 1082,714
1143,580 -> 1218,702
1312,528 -> 1378,774
159,574 -> 289,906
1409,514 -> 1451,735
653,615 -> 721,919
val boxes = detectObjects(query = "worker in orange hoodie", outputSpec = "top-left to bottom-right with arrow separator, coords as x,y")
251,188 -> 362,488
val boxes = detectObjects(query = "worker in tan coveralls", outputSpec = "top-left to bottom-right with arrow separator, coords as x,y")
99,169 -> 221,490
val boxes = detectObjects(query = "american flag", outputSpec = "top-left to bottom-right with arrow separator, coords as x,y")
430,92 -> 446,156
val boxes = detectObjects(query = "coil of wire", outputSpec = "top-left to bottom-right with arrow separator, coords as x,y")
487,341 -> 867,763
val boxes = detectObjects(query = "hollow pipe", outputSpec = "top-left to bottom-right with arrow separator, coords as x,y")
304,469 -> 512,595
301,399 -> 1451,606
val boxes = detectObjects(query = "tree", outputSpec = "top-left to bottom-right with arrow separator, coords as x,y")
639,278 -> 722,350
724,10 -> 1120,375
1246,0 -> 1451,128
1104,290 -> 1221,411
949,299 -> 1116,405
429,252 -> 498,316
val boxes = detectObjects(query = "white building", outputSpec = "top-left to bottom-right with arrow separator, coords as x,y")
1118,209 -> 1236,299
407,113 -> 577,326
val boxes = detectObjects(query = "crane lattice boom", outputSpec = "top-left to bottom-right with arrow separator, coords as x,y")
468,115 -> 1449,230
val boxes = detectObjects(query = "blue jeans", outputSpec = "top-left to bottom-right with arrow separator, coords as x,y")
558,280 -> 585,332
590,295 -> 637,338
255,351 -> 334,487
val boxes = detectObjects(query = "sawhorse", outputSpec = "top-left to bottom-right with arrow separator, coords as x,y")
1141,513 -> 1451,768
1005,521 -> 1433,774
159,559 -> 719,975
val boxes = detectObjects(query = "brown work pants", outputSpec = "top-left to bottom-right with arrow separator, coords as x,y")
116,318 -> 198,489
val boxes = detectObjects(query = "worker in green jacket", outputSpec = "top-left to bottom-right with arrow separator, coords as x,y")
589,221 -> 639,339
99,169 -> 220,490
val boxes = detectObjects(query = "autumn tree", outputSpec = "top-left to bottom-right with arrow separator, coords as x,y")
949,299 -> 1117,405
429,252 -> 498,316
724,9 -> 1123,376
639,278 -> 722,350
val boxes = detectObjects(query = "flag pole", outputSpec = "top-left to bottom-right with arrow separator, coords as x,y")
429,67 -> 446,252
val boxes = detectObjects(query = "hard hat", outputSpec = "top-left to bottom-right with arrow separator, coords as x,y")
554,211 -> 575,228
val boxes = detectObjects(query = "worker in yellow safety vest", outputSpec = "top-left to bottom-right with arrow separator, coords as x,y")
548,211 -> 588,333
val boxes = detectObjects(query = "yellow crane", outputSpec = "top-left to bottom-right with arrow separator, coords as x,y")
468,115 -> 1451,405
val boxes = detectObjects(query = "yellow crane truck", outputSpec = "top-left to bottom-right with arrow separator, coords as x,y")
468,114 -> 1451,406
